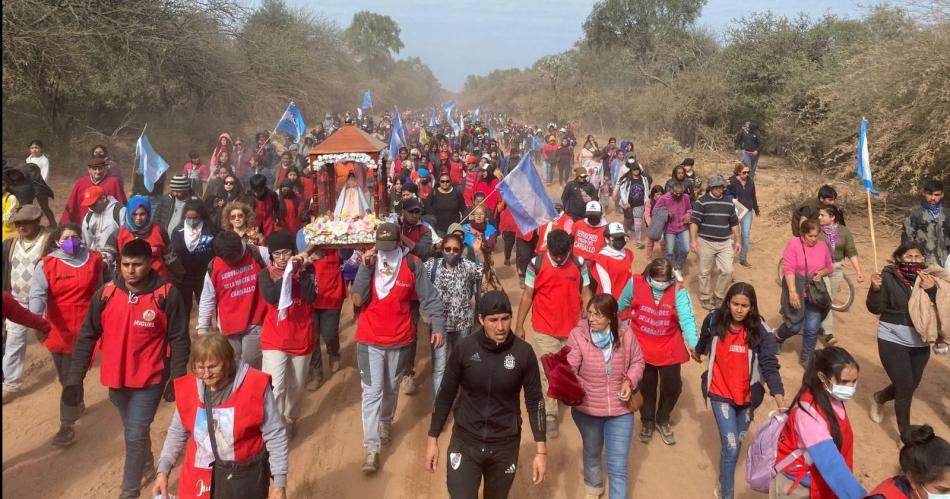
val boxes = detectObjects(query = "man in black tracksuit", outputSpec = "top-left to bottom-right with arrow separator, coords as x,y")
425,290 -> 547,499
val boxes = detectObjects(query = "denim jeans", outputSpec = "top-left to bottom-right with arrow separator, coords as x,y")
571,408 -> 635,499
2,319 -> 28,391
109,384 -> 164,498
711,399 -> 752,499
431,329 -> 469,405
739,211 -> 754,263
741,150 -> 759,178
777,303 -> 824,366
544,160 -> 554,183
664,230 -> 690,269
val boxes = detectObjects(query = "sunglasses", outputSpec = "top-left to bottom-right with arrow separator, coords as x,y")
442,247 -> 462,254
229,213 -> 245,219
439,179 -> 451,184
740,171 -> 750,175
224,181 -> 236,185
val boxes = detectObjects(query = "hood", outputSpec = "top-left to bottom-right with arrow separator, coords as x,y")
48,246 -> 91,266
112,267 -> 164,295
124,195 -> 153,231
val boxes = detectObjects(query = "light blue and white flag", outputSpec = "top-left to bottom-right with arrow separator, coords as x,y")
498,154 -> 558,233
136,128 -> 171,194
472,106 -> 480,123
856,117 -> 879,195
361,90 -> 373,110
429,110 -> 437,128
443,100 -> 456,120
389,108 -> 406,162
275,101 -> 306,143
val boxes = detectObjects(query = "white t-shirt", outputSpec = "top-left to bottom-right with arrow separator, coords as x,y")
26,155 -> 49,182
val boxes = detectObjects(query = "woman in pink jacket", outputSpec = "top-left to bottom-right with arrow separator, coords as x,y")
567,293 -> 645,499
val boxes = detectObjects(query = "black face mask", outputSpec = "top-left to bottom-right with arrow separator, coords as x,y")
610,238 -> 626,250
587,216 -> 602,226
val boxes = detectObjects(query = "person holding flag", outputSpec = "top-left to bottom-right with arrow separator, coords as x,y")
275,101 -> 306,144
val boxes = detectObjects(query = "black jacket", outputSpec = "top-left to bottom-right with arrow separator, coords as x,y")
561,180 -> 598,219
866,265 -> 937,327
727,175 -> 760,216
429,331 -> 546,448
65,271 -> 190,389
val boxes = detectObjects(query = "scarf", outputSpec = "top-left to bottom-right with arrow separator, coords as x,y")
268,263 -> 294,321
184,221 -> 203,252
591,329 -> 613,364
374,247 -> 406,299
923,201 -> 943,219
820,223 -> 841,254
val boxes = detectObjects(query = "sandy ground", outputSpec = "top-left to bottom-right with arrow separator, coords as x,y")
2,153 -> 948,499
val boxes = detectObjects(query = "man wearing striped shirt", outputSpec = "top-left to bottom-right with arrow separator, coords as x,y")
689,175 -> 740,310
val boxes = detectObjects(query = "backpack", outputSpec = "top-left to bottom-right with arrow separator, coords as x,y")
745,411 -> 802,493
647,206 -> 669,242
84,203 -> 122,228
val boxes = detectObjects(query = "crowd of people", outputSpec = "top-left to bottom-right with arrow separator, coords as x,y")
1,109 -> 948,499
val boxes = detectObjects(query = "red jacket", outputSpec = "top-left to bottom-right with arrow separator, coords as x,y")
60,175 -> 126,224
2,291 -> 50,333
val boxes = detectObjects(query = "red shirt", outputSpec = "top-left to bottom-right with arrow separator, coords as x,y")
708,327 -> 751,404
313,252 -> 345,310
571,220 -> 607,261
60,175 -> 127,224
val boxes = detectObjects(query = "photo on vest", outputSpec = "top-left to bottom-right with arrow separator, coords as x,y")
193,407 -> 236,467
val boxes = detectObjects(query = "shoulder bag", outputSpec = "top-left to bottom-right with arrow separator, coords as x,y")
800,239 -> 831,311
204,385 -> 271,499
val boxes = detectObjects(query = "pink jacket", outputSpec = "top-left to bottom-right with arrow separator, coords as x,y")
782,236 -> 833,277
567,321 -> 645,417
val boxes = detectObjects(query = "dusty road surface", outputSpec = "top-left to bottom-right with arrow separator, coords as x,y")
3,153 -> 948,498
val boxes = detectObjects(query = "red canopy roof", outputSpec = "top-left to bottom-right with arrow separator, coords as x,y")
308,125 -> 386,156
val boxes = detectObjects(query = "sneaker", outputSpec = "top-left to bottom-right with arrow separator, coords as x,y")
673,269 -> 684,282
52,424 -> 76,447
379,422 -> 392,446
329,355 -> 342,373
933,343 -> 949,356
635,242 -> 645,250
1,389 -> 18,404
639,423 -> 654,443
869,394 -> 884,424
700,300 -> 716,311
820,334 -> 838,347
306,368 -> 325,392
362,450 -> 380,473
739,259 -> 752,268
546,417 -> 559,439
401,373 -> 417,395
658,424 -> 677,445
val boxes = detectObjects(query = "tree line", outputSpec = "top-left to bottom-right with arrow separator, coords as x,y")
2,0 -> 447,165
458,0 -> 949,193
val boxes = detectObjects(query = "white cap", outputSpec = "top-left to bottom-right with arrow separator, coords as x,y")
481,154 -> 491,161
585,201 -> 602,214
607,222 -> 626,237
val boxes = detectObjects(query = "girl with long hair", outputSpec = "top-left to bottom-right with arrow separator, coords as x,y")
694,282 -> 785,499
772,347 -> 865,498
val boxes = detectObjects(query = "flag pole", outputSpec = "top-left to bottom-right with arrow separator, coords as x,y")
459,153 -> 532,222
866,189 -> 880,271
132,124 -> 147,195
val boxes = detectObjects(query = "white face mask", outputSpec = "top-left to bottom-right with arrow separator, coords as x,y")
826,382 -> 856,401
917,486 -> 950,499
648,277 -> 672,291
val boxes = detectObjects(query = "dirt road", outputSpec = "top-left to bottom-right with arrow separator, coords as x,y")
3,153 -> 948,498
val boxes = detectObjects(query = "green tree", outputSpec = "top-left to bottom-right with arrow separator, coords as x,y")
344,11 -> 404,69
582,0 -> 706,53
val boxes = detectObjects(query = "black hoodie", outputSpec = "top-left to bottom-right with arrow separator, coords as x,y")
65,271 -> 190,391
429,330 -> 546,448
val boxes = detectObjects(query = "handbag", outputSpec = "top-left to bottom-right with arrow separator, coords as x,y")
540,346 -> 585,406
620,336 -> 644,412
800,239 -> 831,311
204,386 -> 271,499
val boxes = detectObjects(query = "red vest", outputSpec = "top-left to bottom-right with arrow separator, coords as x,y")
531,256 -> 582,338
117,225 -> 169,282
356,257 -> 416,347
313,252 -> 345,310
592,249 -> 633,300
629,275 -> 687,366
173,369 -> 270,499
41,252 -> 104,353
260,270 -> 314,355
209,251 -> 265,335
571,221 -> 606,261
98,282 -> 170,388
401,222 -> 429,243
776,390 -> 854,499
708,327 -> 751,404
867,477 -> 910,499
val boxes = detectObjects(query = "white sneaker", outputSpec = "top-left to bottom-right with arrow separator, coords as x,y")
869,394 -> 884,424
362,450 -> 380,473
673,269 -> 684,282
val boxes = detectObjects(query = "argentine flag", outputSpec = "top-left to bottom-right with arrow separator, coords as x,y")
856,117 -> 878,195
497,154 -> 558,233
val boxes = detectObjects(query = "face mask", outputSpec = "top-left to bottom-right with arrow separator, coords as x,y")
59,236 -> 82,256
443,253 -> 461,265
919,488 -> 950,499
898,261 -> 924,278
648,277 -> 672,291
186,219 -> 202,230
610,238 -> 626,250
587,216 -> 602,226
826,382 -> 856,401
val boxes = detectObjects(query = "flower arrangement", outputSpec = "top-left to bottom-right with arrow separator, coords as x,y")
303,213 -> 381,247
311,153 -> 379,169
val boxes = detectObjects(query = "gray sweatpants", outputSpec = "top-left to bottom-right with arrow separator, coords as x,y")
3,319 -> 29,392
358,342 -> 411,451
226,324 -> 263,370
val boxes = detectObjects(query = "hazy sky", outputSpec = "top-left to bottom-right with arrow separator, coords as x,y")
300,0 -> 880,91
